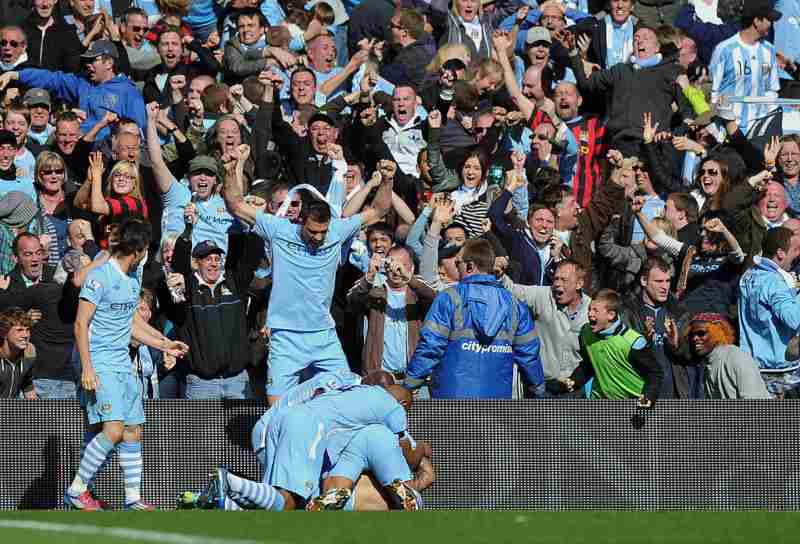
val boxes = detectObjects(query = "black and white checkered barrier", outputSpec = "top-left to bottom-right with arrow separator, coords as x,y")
2,400 -> 799,510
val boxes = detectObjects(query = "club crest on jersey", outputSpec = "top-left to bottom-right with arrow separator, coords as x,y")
85,279 -> 101,292
101,402 -> 112,414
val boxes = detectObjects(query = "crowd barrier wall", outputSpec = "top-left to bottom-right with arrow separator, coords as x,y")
1,400 -> 798,510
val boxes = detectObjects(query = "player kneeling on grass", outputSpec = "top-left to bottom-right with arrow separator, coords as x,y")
306,423 -> 434,512
65,218 -> 189,511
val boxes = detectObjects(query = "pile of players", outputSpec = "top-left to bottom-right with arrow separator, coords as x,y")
185,369 -> 434,512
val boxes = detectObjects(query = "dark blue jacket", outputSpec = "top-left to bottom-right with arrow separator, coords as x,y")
488,189 -> 553,286
404,274 -> 543,398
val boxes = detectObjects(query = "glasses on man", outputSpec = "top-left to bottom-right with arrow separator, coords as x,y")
688,330 -> 708,339
129,25 -> 146,33
0,40 -> 22,48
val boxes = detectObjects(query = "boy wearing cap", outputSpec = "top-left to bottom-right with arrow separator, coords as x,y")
0,39 -> 146,142
710,0 -> 782,134
23,88 -> 54,147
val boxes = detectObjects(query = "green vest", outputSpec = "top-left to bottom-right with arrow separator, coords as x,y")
580,324 -> 644,400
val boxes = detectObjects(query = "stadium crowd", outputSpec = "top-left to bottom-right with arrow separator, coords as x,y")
0,0 -> 799,413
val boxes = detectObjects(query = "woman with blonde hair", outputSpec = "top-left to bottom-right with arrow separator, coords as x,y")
35,151 -> 76,258
74,152 -> 149,247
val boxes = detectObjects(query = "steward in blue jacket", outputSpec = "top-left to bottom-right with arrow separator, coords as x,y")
403,238 -> 544,399
0,40 -> 146,143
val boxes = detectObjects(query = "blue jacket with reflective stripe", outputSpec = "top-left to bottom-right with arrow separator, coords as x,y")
405,274 -> 543,399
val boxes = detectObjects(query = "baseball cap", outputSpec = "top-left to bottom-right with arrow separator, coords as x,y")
23,88 -> 51,108
0,129 -> 17,148
526,27 -> 552,46
188,155 -> 221,178
308,110 -> 337,128
81,39 -> 119,59
192,240 -> 225,259
438,240 -> 461,262
742,0 -> 782,22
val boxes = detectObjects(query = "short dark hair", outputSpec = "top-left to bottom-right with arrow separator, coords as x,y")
667,192 -> 698,224
55,110 -> 80,128
300,199 -> 332,224
111,117 -> 137,136
291,67 -> 317,85
114,218 -> 152,257
443,221 -> 468,240
12,232 -> 39,257
640,255 -> 674,280
555,258 -> 585,278
388,243 -> 418,273
366,222 -> 394,243
121,7 -> 148,23
763,226 -> 794,259
593,288 -> 622,316
460,238 -> 495,273
397,9 -> 426,41
235,8 -> 267,28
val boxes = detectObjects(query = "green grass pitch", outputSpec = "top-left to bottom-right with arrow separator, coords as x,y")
0,511 -> 798,544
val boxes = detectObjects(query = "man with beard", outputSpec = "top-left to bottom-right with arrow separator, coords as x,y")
738,226 -> 800,398
222,144 -> 397,405
687,312 -> 769,400
0,39 -> 147,142
501,259 -> 590,397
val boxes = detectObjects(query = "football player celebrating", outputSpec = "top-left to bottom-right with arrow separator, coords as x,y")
65,219 -> 188,511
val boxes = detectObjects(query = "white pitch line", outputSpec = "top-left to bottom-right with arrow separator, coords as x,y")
0,520 -> 292,544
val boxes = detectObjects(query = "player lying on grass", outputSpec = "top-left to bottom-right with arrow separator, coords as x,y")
187,378 -> 421,511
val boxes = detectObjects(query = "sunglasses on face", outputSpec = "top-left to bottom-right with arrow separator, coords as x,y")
534,134 -> 550,141
40,168 -> 64,176
699,168 -> 719,176
129,25 -> 146,33
0,40 -> 22,48
632,165 -> 644,172
688,330 -> 708,339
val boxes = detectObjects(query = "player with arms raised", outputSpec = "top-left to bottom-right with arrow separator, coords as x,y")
221,145 -> 397,405
65,219 -> 189,511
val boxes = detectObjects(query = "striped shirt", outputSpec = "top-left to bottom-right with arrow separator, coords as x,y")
710,34 -> 780,134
